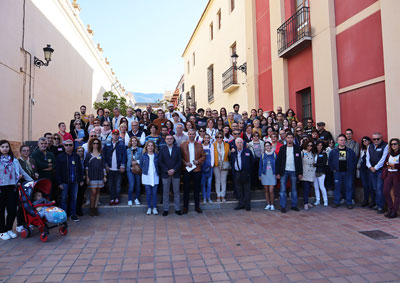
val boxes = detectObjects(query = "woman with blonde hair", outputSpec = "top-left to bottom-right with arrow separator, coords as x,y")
126,136 -> 143,206
140,141 -> 159,215
213,133 -> 230,202
85,138 -> 106,216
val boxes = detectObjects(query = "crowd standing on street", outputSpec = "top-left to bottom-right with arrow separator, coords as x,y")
1,102 -> 399,241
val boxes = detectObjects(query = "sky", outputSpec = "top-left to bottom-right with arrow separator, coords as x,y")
78,0 -> 208,95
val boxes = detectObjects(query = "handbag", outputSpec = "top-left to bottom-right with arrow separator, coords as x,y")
131,149 -> 142,175
222,161 -> 231,170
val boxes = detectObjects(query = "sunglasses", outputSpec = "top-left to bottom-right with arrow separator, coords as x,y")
103,124 -> 110,126
373,138 -> 381,141
112,133 -> 119,135
93,142 -> 99,145
216,136 -> 223,139
307,144 -> 313,147
54,138 -> 60,140
75,123 -> 81,125
233,133 -> 240,135
296,130 -> 302,132
64,144 -> 73,147
391,143 -> 398,146
105,112 -> 110,114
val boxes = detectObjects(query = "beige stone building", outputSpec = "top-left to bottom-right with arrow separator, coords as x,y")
0,0 -> 127,147
182,0 -> 258,112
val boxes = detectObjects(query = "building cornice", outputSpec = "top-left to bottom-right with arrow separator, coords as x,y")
182,0 -> 213,58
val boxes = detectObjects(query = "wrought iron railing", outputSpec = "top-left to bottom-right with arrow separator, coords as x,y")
277,6 -> 311,56
222,66 -> 238,91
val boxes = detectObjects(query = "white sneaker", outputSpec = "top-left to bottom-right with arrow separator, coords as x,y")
152,208 -> 158,215
340,199 -> 345,204
98,201 -> 101,206
7,230 -> 17,239
313,201 -> 320,206
16,226 -> 24,233
203,199 -> 207,204
324,201 -> 328,207
270,205 -> 275,211
134,199 -> 140,205
217,198 -> 221,203
146,208 -> 152,215
352,199 -> 355,205
304,204 -> 309,210
0,233 -> 11,240
85,200 -> 90,206
264,204 -> 271,210
222,198 -> 226,203
128,200 -> 133,206
208,199 -> 213,204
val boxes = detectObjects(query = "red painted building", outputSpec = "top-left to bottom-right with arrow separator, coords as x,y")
254,0 -> 398,141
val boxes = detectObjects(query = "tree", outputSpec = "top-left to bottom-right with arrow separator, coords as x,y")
93,91 -> 128,116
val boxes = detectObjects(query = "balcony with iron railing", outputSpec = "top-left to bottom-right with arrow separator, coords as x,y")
222,66 -> 239,93
277,6 -> 312,58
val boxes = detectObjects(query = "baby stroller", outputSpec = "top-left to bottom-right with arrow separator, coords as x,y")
18,179 -> 68,242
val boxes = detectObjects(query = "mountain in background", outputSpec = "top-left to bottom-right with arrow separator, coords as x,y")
127,91 -> 163,103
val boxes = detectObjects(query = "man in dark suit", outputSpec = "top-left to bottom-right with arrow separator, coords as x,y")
158,134 -> 182,216
230,138 -> 254,211
275,132 -> 303,213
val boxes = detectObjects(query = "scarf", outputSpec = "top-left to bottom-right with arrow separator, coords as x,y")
217,142 -> 225,168
101,127 -> 111,137
390,150 -> 400,157
1,155 -> 13,180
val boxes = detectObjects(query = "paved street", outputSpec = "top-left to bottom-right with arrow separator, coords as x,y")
1,206 -> 400,283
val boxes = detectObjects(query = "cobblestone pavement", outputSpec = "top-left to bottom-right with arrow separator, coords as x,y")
1,206 -> 400,283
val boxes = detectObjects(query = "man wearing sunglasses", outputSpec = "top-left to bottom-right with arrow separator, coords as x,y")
55,140 -> 84,222
366,132 -> 389,214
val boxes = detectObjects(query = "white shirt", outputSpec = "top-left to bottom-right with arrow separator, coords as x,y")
235,150 -> 243,171
168,145 -> 173,156
126,116 -> 136,132
366,143 -> 389,170
130,130 -> 146,146
188,141 -> 195,163
285,146 -> 295,171
142,154 -> 159,186
110,142 -> 118,171
388,154 -> 399,172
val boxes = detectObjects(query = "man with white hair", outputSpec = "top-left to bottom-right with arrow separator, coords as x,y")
174,124 -> 188,146
230,138 -> 254,211
165,103 -> 186,123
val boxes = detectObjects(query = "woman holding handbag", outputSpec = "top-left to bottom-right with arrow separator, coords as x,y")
258,142 -> 277,211
213,133 -> 230,203
85,138 -> 107,216
382,138 -> 400,219
126,136 -> 143,206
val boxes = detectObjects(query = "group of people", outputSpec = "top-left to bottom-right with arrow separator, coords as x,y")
1,103 -> 399,240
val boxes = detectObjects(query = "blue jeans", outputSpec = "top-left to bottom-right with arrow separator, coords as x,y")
369,169 -> 384,209
127,171 -> 141,201
302,181 -> 312,204
360,167 -> 374,204
201,174 -> 213,200
108,170 -> 122,200
280,171 -> 298,208
144,185 -> 158,209
61,182 -> 78,215
333,171 -> 353,205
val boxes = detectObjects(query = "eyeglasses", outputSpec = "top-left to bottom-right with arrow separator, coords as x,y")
391,143 -> 398,146
64,144 -> 73,147
373,138 -> 381,141
54,138 -> 60,141
216,136 -> 223,139
93,142 -> 99,145
242,113 -> 248,115
105,111 -> 110,114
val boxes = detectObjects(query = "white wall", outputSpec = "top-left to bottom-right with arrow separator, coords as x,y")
0,0 -> 125,143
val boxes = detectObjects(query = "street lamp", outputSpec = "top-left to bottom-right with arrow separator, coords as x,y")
34,44 -> 54,68
231,52 -> 247,75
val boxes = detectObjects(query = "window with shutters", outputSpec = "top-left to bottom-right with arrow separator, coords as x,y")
207,65 -> 214,103
300,88 -> 312,124
217,9 -> 222,29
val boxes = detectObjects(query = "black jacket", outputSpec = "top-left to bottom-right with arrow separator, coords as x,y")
275,144 -> 303,176
314,152 -> 328,174
229,148 -> 254,175
157,145 -> 182,178
55,152 -> 83,185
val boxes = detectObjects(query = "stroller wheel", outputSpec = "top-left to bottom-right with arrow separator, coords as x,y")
40,233 -> 48,243
59,227 -> 68,236
21,228 -> 31,238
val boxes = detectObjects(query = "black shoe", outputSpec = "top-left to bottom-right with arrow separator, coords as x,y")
347,204 -> 354,209
384,211 -> 391,217
70,215 -> 79,222
245,207 -> 251,211
195,207 -> 203,214
234,206 -> 244,210
388,212 -> 397,219
377,208 -> 384,214
291,207 -> 299,211
361,201 -> 368,207
183,208 -> 188,214
332,203 -> 340,208
281,207 -> 287,213
162,211 -> 168,217
175,210 -> 182,216
373,205 -> 378,210
369,203 -> 375,209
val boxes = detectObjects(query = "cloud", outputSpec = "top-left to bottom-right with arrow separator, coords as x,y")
127,91 -> 163,103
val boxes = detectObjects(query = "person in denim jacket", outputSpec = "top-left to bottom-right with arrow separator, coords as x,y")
126,136 -> 143,206
140,141 -> 159,215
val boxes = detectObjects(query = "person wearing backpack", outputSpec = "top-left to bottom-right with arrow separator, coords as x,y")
259,142 -> 277,211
